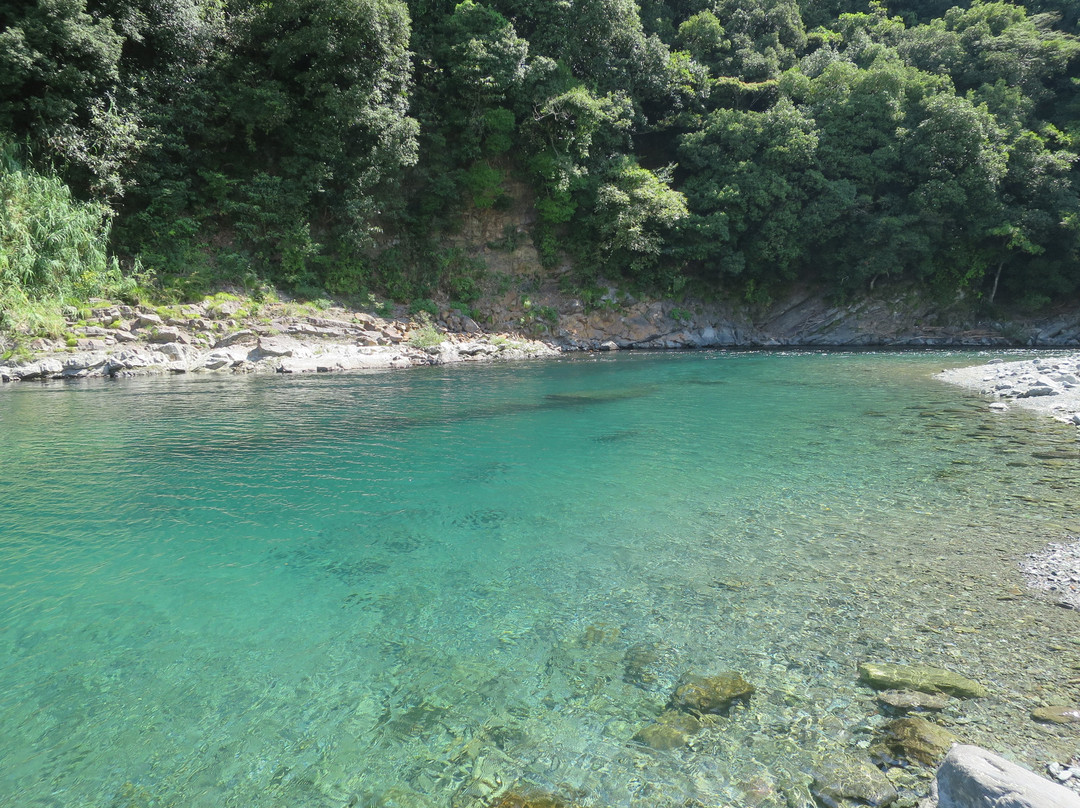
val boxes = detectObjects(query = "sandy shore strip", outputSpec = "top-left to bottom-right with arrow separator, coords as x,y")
936,353 -> 1080,424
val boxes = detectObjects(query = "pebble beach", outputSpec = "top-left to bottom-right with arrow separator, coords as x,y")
937,353 -> 1080,423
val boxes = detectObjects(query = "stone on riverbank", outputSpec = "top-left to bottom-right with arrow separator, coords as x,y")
670,672 -> 755,715
859,662 -> 988,698
811,753 -> 899,808
933,744 -> 1080,808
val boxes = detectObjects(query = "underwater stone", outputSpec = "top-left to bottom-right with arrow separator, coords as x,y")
622,641 -> 678,692
878,690 -> 950,713
1032,706 -> 1080,724
488,788 -> 585,808
451,756 -> 509,808
377,787 -> 438,808
580,623 -> 620,646
670,671 -> 755,714
623,642 -> 660,688
811,753 -> 899,808
881,717 -> 957,766
112,781 -> 156,808
858,663 -> 988,698
633,709 -> 703,750
935,745 -> 1080,808
633,722 -> 689,750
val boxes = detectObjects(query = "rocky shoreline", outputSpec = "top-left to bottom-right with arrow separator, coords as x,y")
8,284 -> 1080,384
936,352 -> 1080,612
936,353 -> 1080,424
934,352 -> 1080,805
0,299 -> 559,383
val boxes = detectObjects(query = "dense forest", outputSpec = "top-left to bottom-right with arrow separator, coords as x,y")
3,0 -> 1080,324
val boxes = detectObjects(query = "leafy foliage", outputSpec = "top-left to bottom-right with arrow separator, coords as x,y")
2,0 -> 1080,309
0,141 -> 138,331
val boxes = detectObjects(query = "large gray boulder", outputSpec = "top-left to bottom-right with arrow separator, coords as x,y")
935,745 -> 1080,808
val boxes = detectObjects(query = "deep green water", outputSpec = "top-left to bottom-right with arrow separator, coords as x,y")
1,351 -> 1079,808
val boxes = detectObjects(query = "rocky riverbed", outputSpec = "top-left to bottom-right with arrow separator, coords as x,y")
936,352 -> 1080,801
0,299 -> 558,383
937,352 -> 1080,612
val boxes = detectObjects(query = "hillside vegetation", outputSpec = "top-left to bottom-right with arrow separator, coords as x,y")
3,0 -> 1080,324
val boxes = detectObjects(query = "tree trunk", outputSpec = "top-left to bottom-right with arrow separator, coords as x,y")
988,259 -> 1004,304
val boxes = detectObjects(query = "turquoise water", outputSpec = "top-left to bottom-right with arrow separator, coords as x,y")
1,351 -> 1079,808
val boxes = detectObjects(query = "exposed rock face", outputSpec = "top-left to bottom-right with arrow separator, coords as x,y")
669,672 -> 755,715
858,663 -> 988,698
811,753 -> 899,808
934,745 -> 1080,808
880,717 -> 957,766
1,302 -> 559,383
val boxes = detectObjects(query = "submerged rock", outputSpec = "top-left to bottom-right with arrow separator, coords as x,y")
858,662 -> 988,698
488,788 -> 585,808
376,787 -> 438,808
633,722 -> 686,750
633,710 -> 703,750
622,640 -> 679,693
451,756 -> 509,808
811,753 -> 899,808
935,744 -> 1080,808
670,671 -> 755,715
1032,706 -> 1080,725
878,690 -> 949,713
880,717 -> 957,766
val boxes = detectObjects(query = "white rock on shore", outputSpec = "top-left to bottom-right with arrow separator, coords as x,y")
936,354 -> 1080,423
930,745 -> 1080,808
0,303 -> 559,383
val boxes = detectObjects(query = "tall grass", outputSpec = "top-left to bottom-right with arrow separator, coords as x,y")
0,141 -> 140,335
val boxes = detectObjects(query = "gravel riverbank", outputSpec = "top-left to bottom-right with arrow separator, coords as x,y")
1021,539 -> 1080,612
936,353 -> 1080,423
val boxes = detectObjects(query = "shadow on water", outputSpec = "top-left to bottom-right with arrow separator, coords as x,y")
592,429 -> 641,443
542,385 -> 658,406
155,384 -> 663,461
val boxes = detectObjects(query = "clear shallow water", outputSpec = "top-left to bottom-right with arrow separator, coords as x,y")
1,351 -> 1078,808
